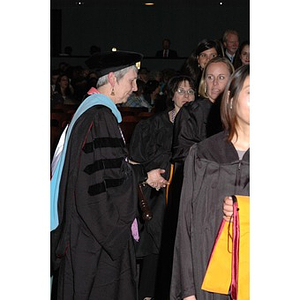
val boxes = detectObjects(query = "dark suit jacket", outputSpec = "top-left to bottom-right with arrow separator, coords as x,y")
155,49 -> 178,58
225,52 -> 239,68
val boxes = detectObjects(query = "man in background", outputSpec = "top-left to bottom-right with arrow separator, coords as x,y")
223,29 -> 239,65
155,38 -> 178,59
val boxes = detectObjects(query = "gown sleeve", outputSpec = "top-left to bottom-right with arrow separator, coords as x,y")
129,119 -> 153,168
129,114 -> 172,174
172,102 -> 206,163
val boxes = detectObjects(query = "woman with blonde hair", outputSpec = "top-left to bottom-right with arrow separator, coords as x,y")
173,56 -> 234,162
155,56 -> 234,299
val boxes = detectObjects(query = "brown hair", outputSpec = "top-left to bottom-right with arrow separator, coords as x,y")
221,64 -> 250,142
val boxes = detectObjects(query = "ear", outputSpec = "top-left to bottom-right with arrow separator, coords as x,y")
107,72 -> 116,87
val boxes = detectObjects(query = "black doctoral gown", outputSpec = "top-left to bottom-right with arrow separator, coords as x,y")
129,110 -> 173,257
51,105 -> 147,300
170,131 -> 250,300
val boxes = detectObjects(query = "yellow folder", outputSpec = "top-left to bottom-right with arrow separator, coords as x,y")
201,195 -> 249,300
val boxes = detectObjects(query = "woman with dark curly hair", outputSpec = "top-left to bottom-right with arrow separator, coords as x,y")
129,75 -> 196,300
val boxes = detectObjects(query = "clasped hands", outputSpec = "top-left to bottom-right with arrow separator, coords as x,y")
146,169 -> 169,191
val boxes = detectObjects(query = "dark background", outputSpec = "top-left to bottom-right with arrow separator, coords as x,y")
51,0 -> 249,70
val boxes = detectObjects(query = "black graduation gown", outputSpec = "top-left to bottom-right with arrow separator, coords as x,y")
172,97 -> 223,163
129,110 -> 173,257
170,131 -> 250,300
51,105 -> 147,300
154,98 -> 223,298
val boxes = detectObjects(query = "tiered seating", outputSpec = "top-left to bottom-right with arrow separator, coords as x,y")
118,107 -> 154,144
51,104 -> 79,159
118,106 -> 148,116
119,115 -> 141,144
51,105 -> 154,157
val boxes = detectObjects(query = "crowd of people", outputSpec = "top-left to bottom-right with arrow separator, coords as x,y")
51,28 -> 250,300
51,31 -> 249,113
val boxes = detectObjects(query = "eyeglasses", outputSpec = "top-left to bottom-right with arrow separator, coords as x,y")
176,88 -> 195,96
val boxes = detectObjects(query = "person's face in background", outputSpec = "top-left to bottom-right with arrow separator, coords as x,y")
52,74 -> 59,85
240,44 -> 250,65
224,33 -> 239,55
152,85 -> 160,98
197,48 -> 218,70
173,80 -> 195,110
138,72 -> 149,83
58,75 -> 69,90
163,39 -> 170,50
205,62 -> 231,102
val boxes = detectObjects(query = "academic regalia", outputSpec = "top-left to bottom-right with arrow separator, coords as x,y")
51,50 -> 147,300
51,95 -> 147,300
129,110 -> 173,257
170,97 -> 216,246
170,131 -> 249,300
155,97 -> 223,299
172,96 -> 223,163
129,110 -> 173,299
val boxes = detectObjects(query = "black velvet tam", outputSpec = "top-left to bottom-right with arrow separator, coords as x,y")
85,50 -> 143,76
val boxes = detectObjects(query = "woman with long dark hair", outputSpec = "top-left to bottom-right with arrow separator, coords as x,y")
170,65 -> 250,300
180,39 -> 223,95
